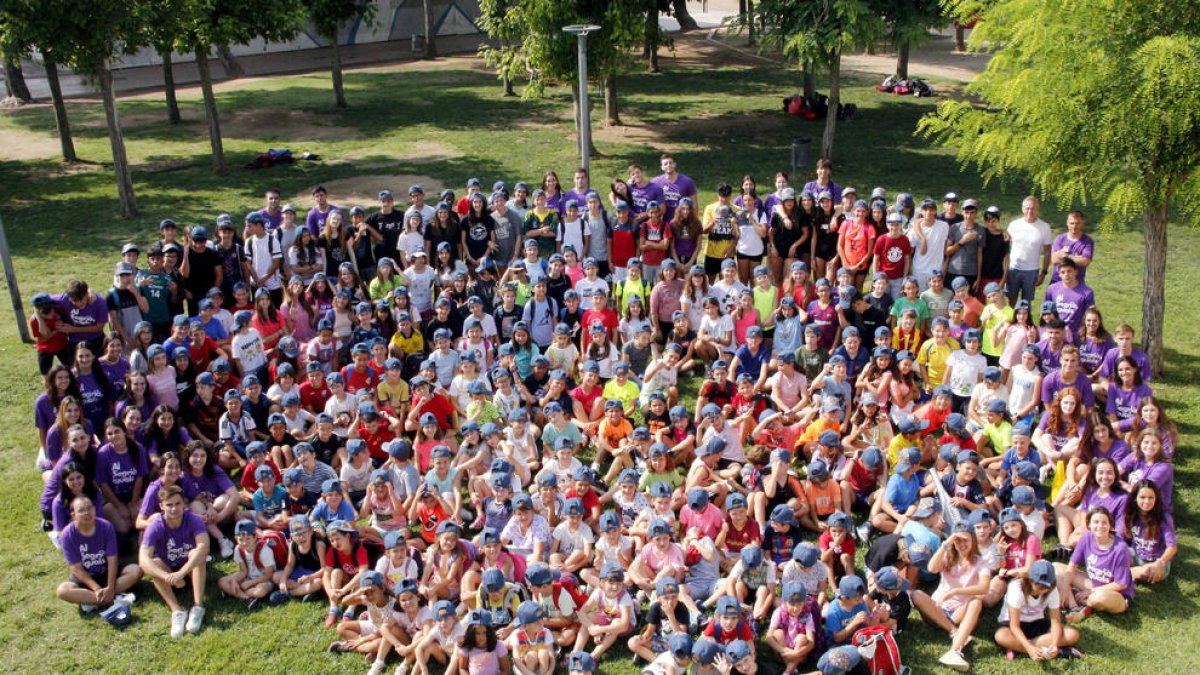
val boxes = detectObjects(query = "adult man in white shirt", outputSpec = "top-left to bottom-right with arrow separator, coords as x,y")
1005,195 -> 1053,305
907,198 -> 950,291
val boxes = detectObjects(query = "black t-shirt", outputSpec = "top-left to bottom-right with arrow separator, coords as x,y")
558,307 -> 584,340
864,533 -> 903,573
423,315 -> 462,343
545,274 -> 571,307
285,489 -> 319,515
494,304 -> 525,342
523,373 -> 551,400
869,588 -> 912,632
310,434 -> 343,467
864,292 -> 894,317
183,246 -> 222,298
426,221 -> 461,260
319,235 -> 352,277
980,229 -> 1011,279
939,212 -> 965,227
468,279 -> 498,314
367,210 -> 406,260
645,601 -> 691,637
463,216 -> 494,260
214,242 -> 245,294
852,305 -> 890,342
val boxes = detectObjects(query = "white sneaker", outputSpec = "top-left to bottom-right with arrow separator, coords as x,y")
1039,463 -> 1055,485
79,604 -> 98,614
393,663 -> 409,675
938,648 -> 970,672
186,605 -> 206,634
219,537 -> 235,559
367,659 -> 387,675
170,610 -> 188,638
115,592 -> 136,606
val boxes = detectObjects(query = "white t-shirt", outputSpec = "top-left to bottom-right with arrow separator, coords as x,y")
575,278 -> 609,310
946,350 -> 987,397
397,231 -> 426,260
699,314 -> 735,354
234,542 -> 275,579
710,280 -> 747,315
907,220 -> 950,277
551,521 -> 595,557
557,218 -> 592,258
231,328 -> 268,373
403,266 -> 438,313
244,232 -> 283,290
1006,218 -> 1052,271
999,581 -> 1060,623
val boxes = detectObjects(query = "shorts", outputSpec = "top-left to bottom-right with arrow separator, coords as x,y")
289,565 -> 317,581
737,252 -> 764,263
704,257 -> 724,278
1019,617 -> 1051,639
716,458 -> 741,471
649,634 -> 669,654
359,618 -> 379,637
685,577 -> 717,603
1135,556 -> 1171,577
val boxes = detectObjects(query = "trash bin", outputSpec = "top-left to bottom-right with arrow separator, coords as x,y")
412,34 -> 426,54
791,136 -> 812,177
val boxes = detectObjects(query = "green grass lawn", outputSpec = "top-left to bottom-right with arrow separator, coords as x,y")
0,44 -> 1197,673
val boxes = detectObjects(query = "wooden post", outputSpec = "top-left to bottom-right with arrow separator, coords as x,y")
0,212 -> 32,343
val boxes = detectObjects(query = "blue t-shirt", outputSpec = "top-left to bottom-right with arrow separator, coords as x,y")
901,520 -> 943,581
253,485 -> 288,519
824,598 -> 869,645
733,344 -> 770,381
885,472 -> 921,512
309,498 -> 356,529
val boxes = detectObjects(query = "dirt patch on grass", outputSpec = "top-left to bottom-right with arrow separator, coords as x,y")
591,110 -> 786,152
0,126 -> 62,161
222,108 -> 363,141
291,173 -> 443,207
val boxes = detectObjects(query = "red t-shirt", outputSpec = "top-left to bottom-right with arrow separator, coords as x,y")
639,220 -> 673,266
341,364 -> 381,396
846,460 -> 883,495
730,392 -> 769,424
357,421 -> 396,460
699,380 -> 735,410
325,542 -> 370,575
818,529 -> 857,557
188,336 -> 221,374
570,385 -> 603,418
723,515 -> 763,554
611,228 -> 637,269
240,458 -> 282,492
564,487 -> 601,516
938,431 -> 977,452
580,307 -> 619,350
873,234 -> 913,280
704,617 -> 755,645
298,380 -> 332,413
411,393 -> 456,431
31,314 -> 69,354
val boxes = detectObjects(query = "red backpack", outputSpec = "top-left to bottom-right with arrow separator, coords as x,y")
551,574 -> 588,610
852,625 -> 906,675
254,530 -> 290,570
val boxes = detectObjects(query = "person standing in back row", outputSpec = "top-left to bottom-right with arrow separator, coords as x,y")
908,199 -> 950,291
651,154 -> 698,223
1005,196 -> 1052,306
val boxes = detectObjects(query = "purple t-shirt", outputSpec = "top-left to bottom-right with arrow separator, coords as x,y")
651,173 -> 698,222
1043,281 -> 1095,336
628,181 -> 664,216
143,510 -> 208,571
1119,459 -> 1174,513
802,180 -> 843,202
1035,415 -> 1087,453
1078,336 -> 1115,374
43,419 -> 94,469
1093,438 -> 1131,467
1036,339 -> 1062,374
1105,383 -> 1153,422
305,204 -> 339,237
53,293 -> 108,343
257,208 -> 283,231
1129,513 -> 1175,562
35,393 -> 58,433
95,443 -> 149,497
1070,532 -> 1134,599
139,478 -> 194,518
560,189 -> 593,214
61,517 -> 119,577
75,371 -> 109,433
180,468 -> 235,502
1049,233 -> 1094,283
52,493 -> 103,533
1080,489 -> 1127,533
1100,347 -> 1152,382
1040,371 -> 1095,409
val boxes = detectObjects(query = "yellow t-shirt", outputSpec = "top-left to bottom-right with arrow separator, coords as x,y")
702,203 -> 736,259
916,337 -> 960,390
602,379 -> 641,412
389,329 -> 425,357
886,432 -> 922,469
377,379 -> 411,410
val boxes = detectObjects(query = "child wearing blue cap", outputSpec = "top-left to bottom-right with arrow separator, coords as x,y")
994,559 -> 1082,661
414,599 -> 466,675
720,544 -> 777,624
507,600 -> 555,675
218,519 -> 279,609
702,595 -> 756,650
574,562 -> 636,658
766,581 -> 817,672
823,574 -> 875,647
275,515 -> 326,600
329,570 -> 403,675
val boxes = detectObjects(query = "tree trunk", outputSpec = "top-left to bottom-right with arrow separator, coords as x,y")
820,52 -> 840,159
42,54 -> 76,162
499,38 -> 516,96
216,44 -> 243,78
895,41 -> 910,79
604,74 -> 620,126
1141,202 -> 1167,376
646,5 -> 660,73
803,65 -> 815,98
161,48 -> 181,124
97,58 -> 137,218
330,35 -> 347,109
195,47 -> 225,173
423,0 -> 438,58
3,47 -> 33,102
672,0 -> 699,31
954,24 -> 966,52
746,0 -> 755,46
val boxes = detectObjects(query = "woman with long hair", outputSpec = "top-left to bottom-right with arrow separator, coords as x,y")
287,227 -> 325,285
669,197 -> 703,270
250,287 -> 289,353
1120,395 -> 1177,459
42,396 -> 91,477
1123,480 -> 1176,584
72,342 -> 114,436
1033,387 -> 1087,465
769,189 -> 810,286
912,522 -> 992,671
280,275 -> 317,344
319,209 -> 355,277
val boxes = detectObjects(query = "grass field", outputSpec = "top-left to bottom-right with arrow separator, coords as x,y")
0,38 -> 1197,673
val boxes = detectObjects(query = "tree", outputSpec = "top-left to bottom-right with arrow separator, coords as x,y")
422,0 -> 437,57
479,0 -> 648,149
876,0 -> 942,79
140,0 -> 189,124
176,0 -> 303,171
306,0 -> 376,109
919,0 -> 1200,376
1,35 -> 33,102
0,6 -> 75,159
755,0 -> 885,158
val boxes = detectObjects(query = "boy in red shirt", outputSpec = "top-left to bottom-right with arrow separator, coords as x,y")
349,401 -> 399,465
580,291 -> 619,351
339,343 -> 380,395
298,361 -> 332,413
872,212 -> 913,298
638,201 -> 673,280
30,293 -> 70,375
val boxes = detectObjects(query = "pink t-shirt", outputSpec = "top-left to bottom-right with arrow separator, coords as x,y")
638,541 -> 685,574
733,309 -> 761,344
1001,533 -> 1042,571
464,643 -> 508,675
680,503 -> 724,540
932,556 -> 990,611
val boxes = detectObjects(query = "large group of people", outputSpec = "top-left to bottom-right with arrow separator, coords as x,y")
31,155 -> 1179,675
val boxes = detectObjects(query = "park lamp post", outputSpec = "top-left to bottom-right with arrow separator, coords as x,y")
562,24 -> 600,175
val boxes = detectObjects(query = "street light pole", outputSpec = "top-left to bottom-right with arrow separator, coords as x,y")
562,24 -> 600,175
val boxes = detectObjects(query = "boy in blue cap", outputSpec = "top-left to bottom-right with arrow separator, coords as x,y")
766,581 -> 817,672
762,504 -> 804,565
575,562 -> 636,658
823,574 -> 875,646
508,600 -> 556,675
720,544 -> 777,624
702,595 -> 756,649
628,576 -> 692,666
218,519 -> 278,610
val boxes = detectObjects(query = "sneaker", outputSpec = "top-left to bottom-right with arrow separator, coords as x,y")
115,592 -> 136,606
856,522 -> 873,543
368,659 -> 388,675
79,604 -> 98,614
170,609 -> 188,638
393,664 -> 408,675
1057,647 -> 1083,660
245,597 -> 260,611
328,640 -> 352,653
40,516 -> 53,532
185,605 -> 206,634
324,610 -> 339,628
219,537 -> 235,559
938,649 -> 970,672
1065,606 -> 1091,624
301,593 -> 316,603
269,589 -> 291,605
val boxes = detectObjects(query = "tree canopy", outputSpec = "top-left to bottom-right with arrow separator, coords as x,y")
919,0 -> 1200,374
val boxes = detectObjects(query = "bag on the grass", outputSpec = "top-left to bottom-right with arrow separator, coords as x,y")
255,529 -> 290,569
852,624 -> 906,675
101,601 -> 132,628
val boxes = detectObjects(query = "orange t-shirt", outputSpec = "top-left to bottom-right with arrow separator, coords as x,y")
804,479 -> 843,517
